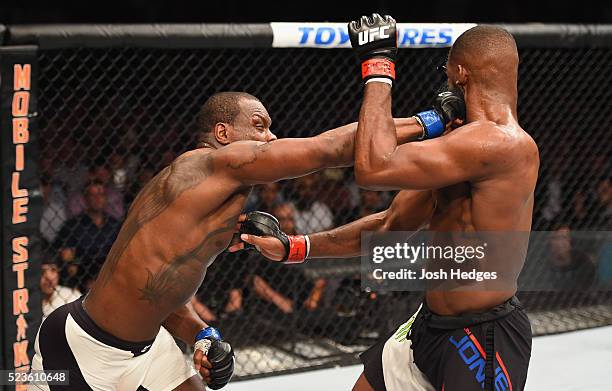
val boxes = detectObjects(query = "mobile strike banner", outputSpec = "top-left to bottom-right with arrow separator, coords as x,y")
1,46 -> 43,388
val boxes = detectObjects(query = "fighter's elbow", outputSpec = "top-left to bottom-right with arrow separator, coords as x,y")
355,168 -> 387,190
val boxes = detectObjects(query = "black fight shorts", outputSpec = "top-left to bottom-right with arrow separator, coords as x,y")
360,296 -> 532,391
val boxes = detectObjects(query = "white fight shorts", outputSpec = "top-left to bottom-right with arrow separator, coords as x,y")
28,297 -> 197,391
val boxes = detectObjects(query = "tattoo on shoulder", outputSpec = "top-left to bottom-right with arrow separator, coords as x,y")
98,152 -> 215,286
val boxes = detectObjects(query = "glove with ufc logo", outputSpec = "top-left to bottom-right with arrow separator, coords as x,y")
348,13 -> 397,84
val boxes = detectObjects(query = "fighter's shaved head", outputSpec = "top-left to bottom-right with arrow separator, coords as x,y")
448,25 -> 519,85
197,91 -> 260,145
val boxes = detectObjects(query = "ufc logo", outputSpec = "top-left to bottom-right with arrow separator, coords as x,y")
359,26 -> 391,45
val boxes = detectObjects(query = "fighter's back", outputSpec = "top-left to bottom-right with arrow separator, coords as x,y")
85,148 -> 249,341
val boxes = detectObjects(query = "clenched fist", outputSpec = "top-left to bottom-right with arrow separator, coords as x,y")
348,13 -> 398,83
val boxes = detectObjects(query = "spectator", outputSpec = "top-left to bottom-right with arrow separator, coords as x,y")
566,191 -> 592,229
319,169 -> 359,225
190,296 -> 218,324
250,203 -> 301,314
109,147 -> 139,192
251,203 -> 326,313
546,223 -> 596,290
41,258 -> 81,320
540,154 -> 567,226
245,182 -> 284,213
293,174 -> 334,233
68,163 -> 125,220
192,252 -> 247,323
55,181 -> 122,291
52,138 -> 89,195
40,175 -> 68,244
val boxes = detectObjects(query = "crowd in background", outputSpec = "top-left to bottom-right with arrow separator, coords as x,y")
38,138 -> 611,342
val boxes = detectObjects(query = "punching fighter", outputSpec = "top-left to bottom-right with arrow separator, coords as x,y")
29,91 -> 445,391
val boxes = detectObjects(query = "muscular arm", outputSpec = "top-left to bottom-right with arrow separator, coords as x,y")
162,301 -> 207,345
355,84 -> 501,190
217,118 -> 423,186
308,190 -> 434,258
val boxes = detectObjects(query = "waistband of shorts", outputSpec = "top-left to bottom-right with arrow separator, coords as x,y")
418,296 -> 522,330
68,296 -> 157,356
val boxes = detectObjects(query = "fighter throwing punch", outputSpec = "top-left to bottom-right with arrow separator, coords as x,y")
30,90 -> 441,390
237,15 -> 539,391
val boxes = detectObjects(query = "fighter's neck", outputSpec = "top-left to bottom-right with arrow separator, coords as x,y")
464,90 -> 518,125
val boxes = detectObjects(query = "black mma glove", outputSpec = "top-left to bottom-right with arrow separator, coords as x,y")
240,211 -> 310,264
348,13 -> 397,83
194,327 -> 234,390
414,89 -> 466,139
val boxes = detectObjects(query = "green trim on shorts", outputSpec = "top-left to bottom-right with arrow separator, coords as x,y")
394,305 -> 422,342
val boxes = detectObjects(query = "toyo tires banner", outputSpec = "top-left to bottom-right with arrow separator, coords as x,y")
271,22 -> 477,48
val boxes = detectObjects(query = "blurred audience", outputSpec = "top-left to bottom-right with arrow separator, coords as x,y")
54,180 -> 121,291
254,203 -> 327,313
250,203 -> 305,314
540,153 -> 566,226
68,163 -> 125,220
41,258 -> 81,319
246,182 -> 285,213
546,222 -> 596,290
40,175 -> 68,244
293,174 -> 334,233
319,169 -> 359,225
52,138 -> 89,195
109,147 -> 139,192
125,165 -> 156,205
192,249 -> 250,323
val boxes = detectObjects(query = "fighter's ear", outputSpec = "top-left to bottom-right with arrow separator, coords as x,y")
214,122 -> 231,145
455,64 -> 469,86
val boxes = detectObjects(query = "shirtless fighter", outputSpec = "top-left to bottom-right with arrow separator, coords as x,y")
29,91 -> 450,390
237,18 -> 539,391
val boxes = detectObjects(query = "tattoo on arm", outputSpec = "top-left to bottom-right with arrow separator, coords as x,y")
226,143 -> 271,170
98,152 -> 215,286
334,138 -> 352,161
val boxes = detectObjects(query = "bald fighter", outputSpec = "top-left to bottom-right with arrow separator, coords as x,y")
29,91 -> 437,391
237,20 -> 539,391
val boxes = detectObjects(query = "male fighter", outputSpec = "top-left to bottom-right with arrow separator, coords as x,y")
30,91 -> 438,391
237,19 -> 539,391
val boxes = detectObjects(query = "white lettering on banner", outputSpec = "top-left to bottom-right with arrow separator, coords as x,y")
271,22 -> 477,48
358,26 -> 391,45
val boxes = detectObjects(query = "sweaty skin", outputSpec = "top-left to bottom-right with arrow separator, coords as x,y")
354,80 -> 538,315
83,98 -> 424,346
